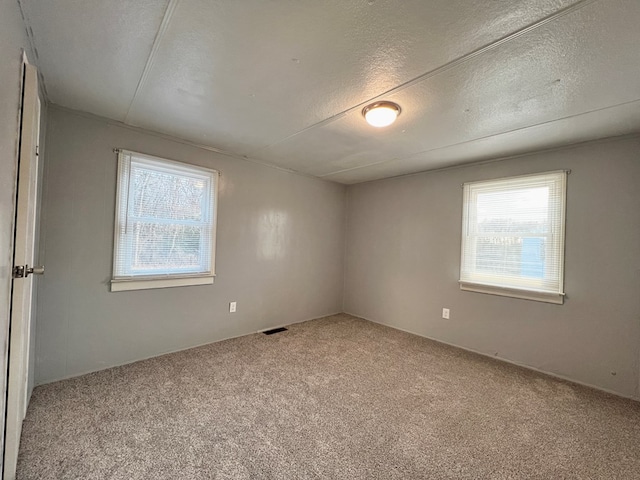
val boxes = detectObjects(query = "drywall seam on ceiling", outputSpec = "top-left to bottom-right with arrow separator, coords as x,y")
343,132 -> 640,187
49,104 -> 340,185
320,98 -> 640,178
124,0 -> 179,125
17,0 -> 49,102
255,0 -> 600,153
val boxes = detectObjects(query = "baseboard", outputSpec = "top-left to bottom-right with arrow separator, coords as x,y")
35,310 -> 343,387
35,310 -> 638,402
345,311 -> 640,403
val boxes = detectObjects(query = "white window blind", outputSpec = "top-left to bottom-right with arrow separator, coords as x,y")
460,171 -> 567,304
111,150 -> 218,292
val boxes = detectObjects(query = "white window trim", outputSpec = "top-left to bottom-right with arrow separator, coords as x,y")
459,170 -> 567,304
111,275 -> 214,292
459,281 -> 565,304
111,149 -> 219,292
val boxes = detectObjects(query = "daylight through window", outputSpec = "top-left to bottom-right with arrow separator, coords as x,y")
111,150 -> 218,292
459,171 -> 567,304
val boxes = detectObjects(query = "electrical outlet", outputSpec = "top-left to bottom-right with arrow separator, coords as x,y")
442,308 -> 450,319
229,301 -> 237,313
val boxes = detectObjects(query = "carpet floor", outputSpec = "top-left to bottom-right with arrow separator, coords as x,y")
17,314 -> 640,479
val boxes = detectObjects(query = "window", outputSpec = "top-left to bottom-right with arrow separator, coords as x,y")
111,150 -> 218,292
460,171 -> 567,304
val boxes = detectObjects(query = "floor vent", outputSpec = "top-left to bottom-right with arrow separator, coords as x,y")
263,327 -> 288,335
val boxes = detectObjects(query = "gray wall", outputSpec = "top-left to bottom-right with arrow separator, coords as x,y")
345,137 -> 640,400
34,107 -> 640,399
36,107 -> 346,384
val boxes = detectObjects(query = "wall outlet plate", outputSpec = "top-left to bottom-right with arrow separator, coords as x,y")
442,308 -> 450,319
229,301 -> 237,313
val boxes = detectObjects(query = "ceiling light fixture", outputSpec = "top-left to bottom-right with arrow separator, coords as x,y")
362,101 -> 401,128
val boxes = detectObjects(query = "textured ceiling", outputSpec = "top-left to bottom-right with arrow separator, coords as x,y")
19,0 -> 640,184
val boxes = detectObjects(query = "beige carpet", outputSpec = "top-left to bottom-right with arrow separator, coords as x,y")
17,314 -> 640,479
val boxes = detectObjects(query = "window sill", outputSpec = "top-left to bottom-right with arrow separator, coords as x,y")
459,281 -> 564,304
111,275 -> 214,292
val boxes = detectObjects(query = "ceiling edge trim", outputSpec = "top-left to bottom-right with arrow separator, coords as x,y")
255,0 -> 600,153
342,132 -> 640,187
319,98 -> 640,178
124,0 -> 180,124
49,104 -> 342,186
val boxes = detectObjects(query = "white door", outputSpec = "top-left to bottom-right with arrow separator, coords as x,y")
3,60 -> 42,480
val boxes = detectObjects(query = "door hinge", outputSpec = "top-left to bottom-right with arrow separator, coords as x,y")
35,145 -> 39,156
12,265 -> 26,278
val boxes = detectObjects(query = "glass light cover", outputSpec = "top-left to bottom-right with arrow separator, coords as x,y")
363,102 -> 400,127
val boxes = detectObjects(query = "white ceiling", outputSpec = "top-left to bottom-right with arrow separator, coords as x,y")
19,0 -> 640,184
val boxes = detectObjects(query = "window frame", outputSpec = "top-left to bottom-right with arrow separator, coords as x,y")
459,170 -> 567,304
111,150 -> 219,292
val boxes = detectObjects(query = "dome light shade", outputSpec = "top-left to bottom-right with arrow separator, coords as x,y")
362,101 -> 401,127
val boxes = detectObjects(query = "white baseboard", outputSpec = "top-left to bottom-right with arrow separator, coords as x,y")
345,311 -> 640,403
36,311 -> 343,386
